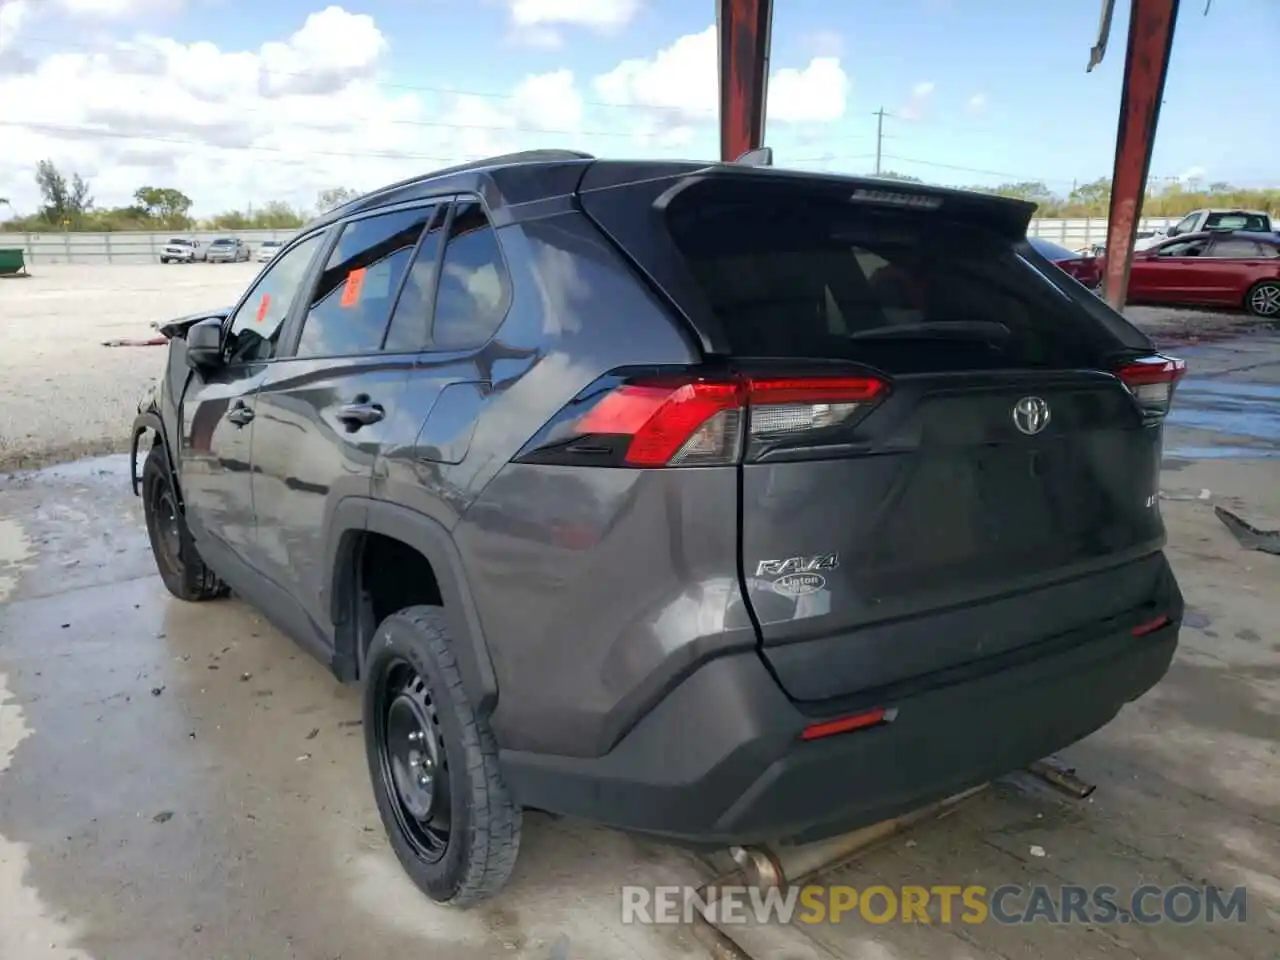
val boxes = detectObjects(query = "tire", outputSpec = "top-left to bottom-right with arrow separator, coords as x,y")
160,257 -> 170,264
1245,281 -> 1280,318
363,606 -> 521,906
141,444 -> 228,601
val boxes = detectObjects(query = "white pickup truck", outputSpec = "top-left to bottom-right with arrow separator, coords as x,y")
1165,208 -> 1274,238
159,238 -> 207,263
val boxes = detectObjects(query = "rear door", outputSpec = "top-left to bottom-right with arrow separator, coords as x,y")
586,171 -> 1179,701
248,202 -> 440,621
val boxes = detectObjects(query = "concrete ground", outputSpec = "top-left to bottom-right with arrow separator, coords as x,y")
1,265 -> 1278,959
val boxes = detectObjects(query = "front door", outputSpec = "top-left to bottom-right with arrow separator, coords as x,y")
249,202 -> 442,622
179,230 -> 328,553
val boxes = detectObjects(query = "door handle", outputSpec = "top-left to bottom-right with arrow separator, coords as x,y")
227,403 -> 255,426
336,401 -> 385,428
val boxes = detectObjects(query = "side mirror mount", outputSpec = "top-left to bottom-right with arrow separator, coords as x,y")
185,316 -> 225,372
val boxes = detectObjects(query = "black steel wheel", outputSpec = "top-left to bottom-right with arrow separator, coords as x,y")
363,606 -> 521,906
140,443 -> 227,601
374,658 -> 452,862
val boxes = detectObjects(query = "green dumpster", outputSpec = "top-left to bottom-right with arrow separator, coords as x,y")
0,248 -> 29,277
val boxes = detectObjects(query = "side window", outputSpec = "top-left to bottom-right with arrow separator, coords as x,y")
1168,214 -> 1198,237
382,205 -> 447,353
294,206 -> 434,359
1156,238 -> 1207,257
226,232 -> 325,363
1207,239 -> 1263,259
429,201 -> 512,351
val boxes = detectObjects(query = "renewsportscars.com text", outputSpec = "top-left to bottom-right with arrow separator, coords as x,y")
621,883 -> 1248,926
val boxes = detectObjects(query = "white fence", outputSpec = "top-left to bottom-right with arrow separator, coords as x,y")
3,229 -> 300,264
0,218 -> 1188,265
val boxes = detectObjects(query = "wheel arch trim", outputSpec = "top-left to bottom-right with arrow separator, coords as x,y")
325,497 -> 498,716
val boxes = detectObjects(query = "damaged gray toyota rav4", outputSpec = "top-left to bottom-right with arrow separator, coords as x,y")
131,150 -> 1186,906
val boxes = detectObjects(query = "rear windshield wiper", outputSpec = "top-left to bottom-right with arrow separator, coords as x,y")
847,321 -> 1011,341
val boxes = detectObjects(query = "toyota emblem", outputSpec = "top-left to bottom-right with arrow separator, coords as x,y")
1012,396 -> 1051,436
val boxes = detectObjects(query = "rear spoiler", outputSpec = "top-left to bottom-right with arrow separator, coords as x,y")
647,166 -> 1036,242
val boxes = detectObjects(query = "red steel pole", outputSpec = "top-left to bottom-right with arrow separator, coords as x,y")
717,0 -> 774,162
1102,0 -> 1181,311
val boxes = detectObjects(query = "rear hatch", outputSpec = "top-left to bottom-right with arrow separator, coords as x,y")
580,166 -> 1185,702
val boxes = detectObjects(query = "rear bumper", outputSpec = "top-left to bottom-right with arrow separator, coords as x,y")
501,616 -> 1180,845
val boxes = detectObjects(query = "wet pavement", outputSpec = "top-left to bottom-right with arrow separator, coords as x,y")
1163,332 -> 1280,462
2,333 -> 1278,960
0,457 -> 707,960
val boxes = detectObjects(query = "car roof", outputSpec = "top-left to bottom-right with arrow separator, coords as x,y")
1191,208 -> 1271,216
300,149 -> 1036,237
1159,229 -> 1278,244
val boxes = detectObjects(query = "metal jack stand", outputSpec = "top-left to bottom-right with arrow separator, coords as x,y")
688,786 -> 989,959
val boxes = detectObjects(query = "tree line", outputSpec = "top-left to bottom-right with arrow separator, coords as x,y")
1,160 -> 1275,234
875,170 -> 1279,218
0,162 -> 363,233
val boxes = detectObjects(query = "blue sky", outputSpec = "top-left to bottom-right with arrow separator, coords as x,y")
170,0 -> 1279,190
1,0 -> 1277,214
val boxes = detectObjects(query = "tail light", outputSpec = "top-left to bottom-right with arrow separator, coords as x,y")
516,372 -> 889,468
1116,354 -> 1186,417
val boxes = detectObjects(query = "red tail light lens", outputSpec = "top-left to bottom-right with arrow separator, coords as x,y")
1116,355 -> 1186,416
576,380 -> 745,467
520,372 -> 889,468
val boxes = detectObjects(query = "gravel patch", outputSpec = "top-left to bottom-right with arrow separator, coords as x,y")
0,263 -> 259,471
0,264 -> 1273,471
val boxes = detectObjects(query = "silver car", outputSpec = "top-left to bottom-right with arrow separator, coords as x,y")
207,237 -> 250,262
256,239 -> 284,263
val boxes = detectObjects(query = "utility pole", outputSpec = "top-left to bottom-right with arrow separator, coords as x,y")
873,107 -> 887,175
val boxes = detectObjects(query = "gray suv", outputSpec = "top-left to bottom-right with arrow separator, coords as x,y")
131,150 -> 1186,906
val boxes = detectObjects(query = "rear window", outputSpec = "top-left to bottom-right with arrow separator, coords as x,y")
1205,213 -> 1269,232
664,186 -> 1146,371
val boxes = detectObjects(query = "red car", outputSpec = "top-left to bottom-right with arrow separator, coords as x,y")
1127,230 -> 1280,317
1026,236 -> 1104,290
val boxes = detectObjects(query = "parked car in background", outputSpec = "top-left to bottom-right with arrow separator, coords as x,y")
1127,230 -> 1280,316
132,151 -> 1185,907
160,238 -> 206,264
257,239 -> 284,263
1026,235 -> 1103,290
1165,208 -> 1274,239
207,237 -> 250,263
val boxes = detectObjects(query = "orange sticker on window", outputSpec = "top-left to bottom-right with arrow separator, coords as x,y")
340,268 -> 367,308
255,293 -> 271,322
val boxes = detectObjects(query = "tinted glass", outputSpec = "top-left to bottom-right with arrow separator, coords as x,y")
382,205 -> 445,353
1205,213 -> 1269,232
665,194 -> 1117,371
430,201 -> 511,351
1157,238 -> 1208,257
294,206 -> 433,358
1208,238 -> 1266,258
1026,236 -> 1077,261
226,232 -> 325,363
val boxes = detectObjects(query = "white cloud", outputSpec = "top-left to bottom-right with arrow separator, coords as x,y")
0,0 -> 30,50
0,13 -> 850,218
506,0 -> 641,46
0,6 -> 589,216
966,93 -> 987,114
53,0 -> 182,17
1179,165 -> 1207,182
897,79 -> 935,120
593,25 -> 848,125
